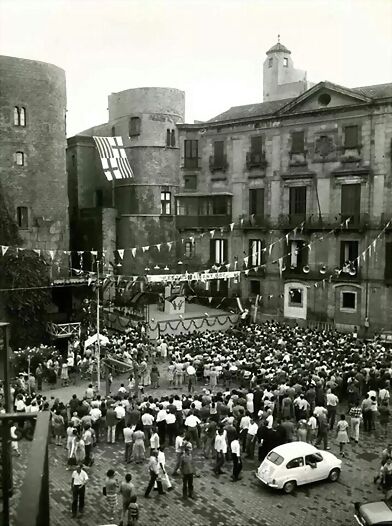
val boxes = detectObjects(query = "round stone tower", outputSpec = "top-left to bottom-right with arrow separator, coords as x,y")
108,87 -> 185,274
0,55 -> 68,253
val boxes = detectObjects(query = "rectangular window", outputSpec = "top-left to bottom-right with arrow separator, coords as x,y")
249,239 -> 262,267
111,126 -> 116,137
211,196 -> 228,215
184,140 -> 199,168
289,240 -> 309,269
214,141 -> 224,165
340,240 -> 359,271
249,188 -> 264,217
129,117 -> 141,137
166,129 -> 171,147
341,291 -> 356,311
289,186 -> 307,215
160,191 -> 171,215
291,131 -> 305,154
210,239 -> 228,265
184,241 -> 193,258
184,175 -> 197,190
14,106 -> 26,127
289,288 -> 303,306
95,189 -> 103,208
17,206 -> 28,228
283,57 -> 288,67
249,280 -> 261,295
251,136 -> 263,154
15,151 -> 25,166
341,184 -> 361,225
385,242 -> 392,281
344,125 -> 359,148
171,130 -> 176,147
268,57 -> 273,68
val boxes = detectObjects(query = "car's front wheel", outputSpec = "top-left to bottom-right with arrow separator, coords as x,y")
283,480 -> 296,494
328,468 -> 340,482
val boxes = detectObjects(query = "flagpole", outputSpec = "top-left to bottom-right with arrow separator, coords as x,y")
97,259 -> 101,392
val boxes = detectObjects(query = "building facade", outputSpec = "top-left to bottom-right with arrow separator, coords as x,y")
176,42 -> 392,332
0,55 -> 69,256
67,87 -> 185,275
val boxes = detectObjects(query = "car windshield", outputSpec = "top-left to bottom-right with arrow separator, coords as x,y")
267,451 -> 284,465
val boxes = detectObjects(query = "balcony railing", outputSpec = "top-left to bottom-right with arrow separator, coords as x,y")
209,155 -> 228,173
47,322 -> 81,339
240,215 -> 269,229
176,214 -> 232,229
182,158 -> 200,170
339,213 -> 369,230
246,151 -> 267,170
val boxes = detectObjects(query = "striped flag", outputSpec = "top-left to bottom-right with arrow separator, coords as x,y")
93,136 -> 134,181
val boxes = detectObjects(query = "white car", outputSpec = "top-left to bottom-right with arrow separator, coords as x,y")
256,441 -> 342,494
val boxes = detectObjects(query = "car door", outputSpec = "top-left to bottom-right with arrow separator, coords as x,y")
285,456 -> 306,486
304,453 -> 325,483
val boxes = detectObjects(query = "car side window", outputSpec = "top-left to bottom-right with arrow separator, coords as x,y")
286,457 -> 304,469
305,453 -> 323,465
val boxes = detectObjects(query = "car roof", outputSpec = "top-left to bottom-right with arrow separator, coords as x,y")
359,501 -> 392,525
271,441 -> 319,457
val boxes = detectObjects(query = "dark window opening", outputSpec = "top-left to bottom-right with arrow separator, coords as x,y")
17,206 -> 28,228
289,288 -> 303,306
210,239 -> 228,265
171,130 -> 175,147
184,175 -> 197,190
289,186 -> 306,219
129,117 -> 141,137
184,140 -> 199,168
341,183 -> 361,225
340,240 -> 359,271
214,141 -> 224,164
166,129 -> 171,147
268,57 -> 273,68
249,188 -> 264,217
318,93 -> 331,107
95,189 -> 103,208
111,126 -> 116,137
342,291 -> 356,310
286,457 -> 304,469
249,280 -> 261,295
289,240 -> 309,269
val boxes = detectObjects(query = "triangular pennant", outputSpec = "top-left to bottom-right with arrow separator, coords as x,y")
278,257 -> 283,278
268,244 -> 273,256
167,242 -> 173,252
244,269 -> 249,275
142,246 -> 149,253
240,218 -> 244,227
220,227 -> 224,235
209,230 -> 215,238
33,249 -> 41,256
230,223 -> 235,232
131,248 -> 137,258
48,250 -> 55,260
243,256 -> 249,267
156,244 -> 161,252
225,264 -> 230,270
1,246 -> 9,256
117,249 -> 124,259
208,297 -> 213,304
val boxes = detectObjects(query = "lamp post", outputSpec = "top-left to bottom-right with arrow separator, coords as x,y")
96,259 -> 101,393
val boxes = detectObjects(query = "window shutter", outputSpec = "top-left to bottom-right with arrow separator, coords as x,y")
291,131 -> 304,154
344,126 -> 359,148
210,239 -> 216,264
251,136 -> 263,153
340,241 -> 346,268
214,141 -> 224,164
223,240 -> 228,263
341,184 -> 361,221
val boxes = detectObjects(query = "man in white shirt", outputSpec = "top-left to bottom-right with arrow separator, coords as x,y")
184,413 -> 201,448
239,414 -> 251,450
71,465 -> 88,518
213,428 -> 227,475
141,411 -> 154,442
245,419 -> 258,459
187,364 -> 197,394
172,430 -> 186,476
156,406 -> 168,446
165,411 -> 177,446
230,435 -> 242,481
326,389 -> 339,430
307,414 -> 318,444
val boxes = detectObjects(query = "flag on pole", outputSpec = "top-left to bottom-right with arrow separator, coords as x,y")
93,136 -> 134,181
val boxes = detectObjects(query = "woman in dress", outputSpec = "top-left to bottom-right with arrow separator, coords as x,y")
60,360 -> 69,386
132,425 -> 146,464
52,409 -> 65,446
336,414 -> 350,457
104,469 -> 119,522
74,435 -> 86,465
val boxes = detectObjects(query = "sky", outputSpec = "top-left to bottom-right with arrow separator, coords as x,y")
1,0 -> 391,137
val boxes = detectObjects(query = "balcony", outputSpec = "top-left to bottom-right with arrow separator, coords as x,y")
182,158 -> 200,170
278,213 -> 307,229
333,266 -> 361,282
339,213 -> 369,230
176,215 -> 232,229
246,151 -> 267,170
240,215 -> 269,230
209,154 -> 228,173
288,150 -> 308,167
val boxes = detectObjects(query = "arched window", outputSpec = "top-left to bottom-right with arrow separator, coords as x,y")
111,126 -> 116,137
20,107 -> 26,127
14,107 -> 20,126
166,129 -> 171,147
171,130 -> 176,147
15,151 -> 25,166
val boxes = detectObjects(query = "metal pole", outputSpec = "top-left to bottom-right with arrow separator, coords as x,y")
27,355 -> 31,397
97,260 -> 101,392
1,323 -> 12,526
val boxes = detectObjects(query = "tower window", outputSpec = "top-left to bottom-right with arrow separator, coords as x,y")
166,129 -> 171,147
268,57 -> 273,68
341,291 -> 357,311
283,57 -> 288,67
129,117 -> 141,137
111,126 -> 116,137
17,206 -> 29,228
14,106 -> 26,127
15,151 -> 25,166
171,130 -> 175,147
160,191 -> 171,215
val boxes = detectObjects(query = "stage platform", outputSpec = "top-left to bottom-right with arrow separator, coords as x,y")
147,303 -> 239,339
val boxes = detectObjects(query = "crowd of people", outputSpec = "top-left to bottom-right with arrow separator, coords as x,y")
5,320 -> 392,524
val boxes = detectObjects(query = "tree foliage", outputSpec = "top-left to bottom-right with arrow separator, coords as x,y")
0,186 -> 51,347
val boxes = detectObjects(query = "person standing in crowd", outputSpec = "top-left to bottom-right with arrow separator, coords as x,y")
123,423 -> 134,464
132,425 -> 146,464
336,414 -> 350,457
348,403 -> 362,444
315,412 -> 330,450
326,388 -> 339,430
379,401 -> 391,438
213,428 -> 227,475
106,404 -> 117,444
172,430 -> 185,476
144,450 -> 165,498
71,464 -> 88,518
119,473 -> 135,526
230,434 -> 242,482
104,469 -> 119,522
180,442 -> 195,499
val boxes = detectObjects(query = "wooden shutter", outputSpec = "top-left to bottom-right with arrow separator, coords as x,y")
291,131 -> 304,154
344,126 -> 359,148
251,136 -> 263,153
290,187 -> 306,214
249,189 -> 256,215
341,184 -> 361,220
210,239 -> 216,264
214,141 -> 224,164
385,242 -> 392,280
249,189 -> 264,216
223,239 -> 228,264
